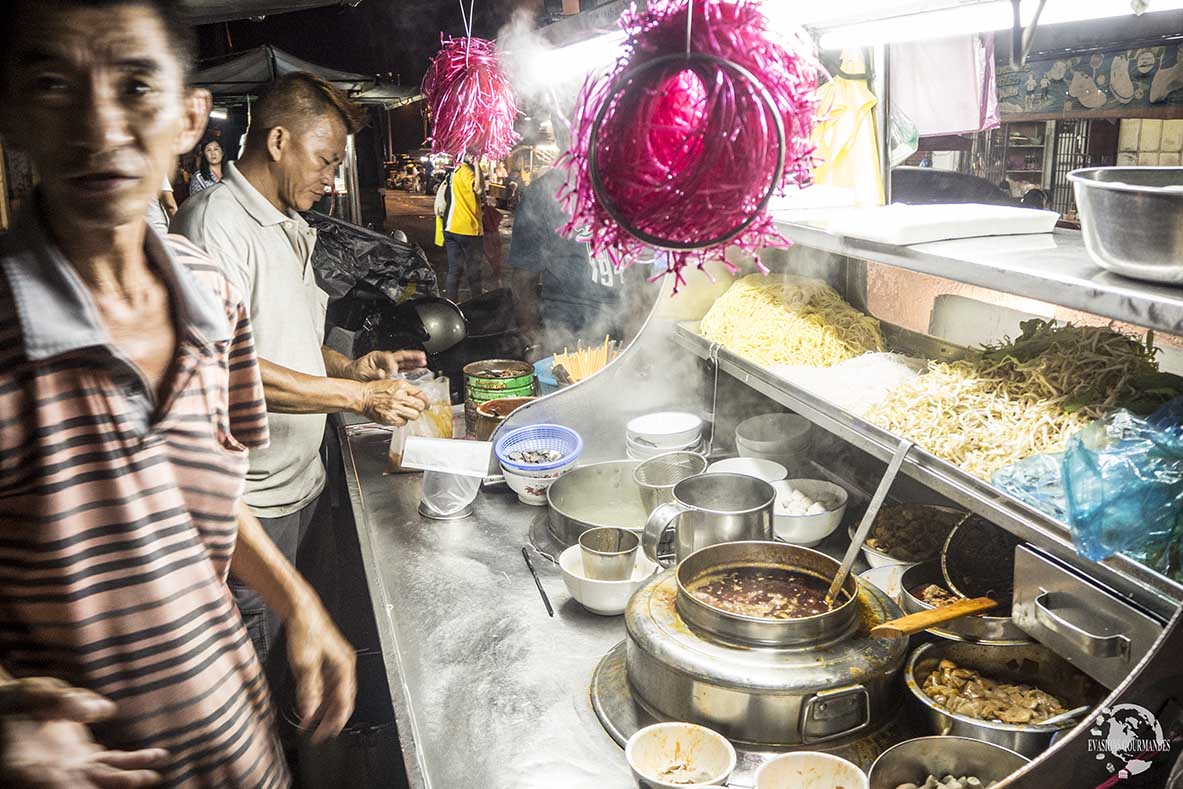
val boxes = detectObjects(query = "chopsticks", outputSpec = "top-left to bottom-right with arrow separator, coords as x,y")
521,546 -> 554,617
553,337 -> 617,383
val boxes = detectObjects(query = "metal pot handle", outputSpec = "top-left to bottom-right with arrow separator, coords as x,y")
643,501 -> 688,567
1034,591 -> 1130,659
801,684 -> 870,744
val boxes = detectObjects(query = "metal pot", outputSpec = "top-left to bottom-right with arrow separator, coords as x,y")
904,640 -> 1105,758
463,359 -> 535,392
868,736 -> 1029,789
675,542 -> 861,647
643,473 -> 775,566
1069,167 -> 1183,283
625,570 -> 907,747
546,461 -> 647,546
899,561 -> 1031,645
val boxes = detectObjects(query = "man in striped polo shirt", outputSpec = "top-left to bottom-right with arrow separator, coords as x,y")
0,0 -> 355,785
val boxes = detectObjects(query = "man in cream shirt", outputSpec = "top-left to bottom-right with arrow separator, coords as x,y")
174,72 -> 428,667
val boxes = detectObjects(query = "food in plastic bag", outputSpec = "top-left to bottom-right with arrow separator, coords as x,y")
387,373 -> 453,472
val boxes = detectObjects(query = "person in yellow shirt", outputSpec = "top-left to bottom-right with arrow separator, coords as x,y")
436,156 -> 486,301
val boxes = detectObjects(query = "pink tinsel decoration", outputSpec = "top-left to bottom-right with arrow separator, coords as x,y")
422,36 -> 520,159
556,0 -> 820,291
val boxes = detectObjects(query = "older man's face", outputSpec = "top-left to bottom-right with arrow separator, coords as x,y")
0,4 -> 192,229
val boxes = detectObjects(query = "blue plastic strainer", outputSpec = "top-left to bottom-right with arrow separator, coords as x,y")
495,425 -> 583,472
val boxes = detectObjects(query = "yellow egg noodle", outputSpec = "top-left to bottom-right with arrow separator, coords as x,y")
699,274 -> 885,367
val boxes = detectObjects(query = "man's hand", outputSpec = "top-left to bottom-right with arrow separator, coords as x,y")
347,350 -> 428,382
0,678 -> 168,788
285,604 -> 356,744
358,380 -> 427,426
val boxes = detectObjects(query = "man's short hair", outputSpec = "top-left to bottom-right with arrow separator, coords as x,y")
246,72 -> 367,148
0,0 -> 196,82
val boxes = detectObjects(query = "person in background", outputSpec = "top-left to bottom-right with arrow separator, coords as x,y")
189,137 -> 223,195
0,0 -> 355,784
173,72 -> 428,677
145,174 -> 177,235
435,154 -> 485,302
508,166 -> 651,359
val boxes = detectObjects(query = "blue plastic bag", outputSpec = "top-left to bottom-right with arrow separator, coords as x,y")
993,397 -> 1183,581
1062,398 -> 1183,576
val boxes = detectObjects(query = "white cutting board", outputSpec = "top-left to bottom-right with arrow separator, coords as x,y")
825,203 -> 1060,246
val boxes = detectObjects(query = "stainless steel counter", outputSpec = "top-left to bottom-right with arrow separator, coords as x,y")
340,424 -> 637,789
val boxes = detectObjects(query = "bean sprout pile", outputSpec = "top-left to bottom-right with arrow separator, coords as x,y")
866,321 -> 1161,479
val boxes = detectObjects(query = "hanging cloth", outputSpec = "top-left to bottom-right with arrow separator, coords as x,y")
891,34 -> 999,137
810,50 -> 884,207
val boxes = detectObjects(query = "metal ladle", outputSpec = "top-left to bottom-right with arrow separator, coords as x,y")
825,438 -> 913,608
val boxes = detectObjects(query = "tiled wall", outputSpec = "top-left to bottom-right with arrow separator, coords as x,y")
1117,119 -> 1183,166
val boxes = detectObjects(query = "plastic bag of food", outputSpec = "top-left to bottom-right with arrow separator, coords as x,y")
1062,398 -> 1183,579
387,373 -> 454,472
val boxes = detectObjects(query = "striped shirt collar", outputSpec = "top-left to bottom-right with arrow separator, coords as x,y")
221,161 -> 309,230
0,201 -> 232,361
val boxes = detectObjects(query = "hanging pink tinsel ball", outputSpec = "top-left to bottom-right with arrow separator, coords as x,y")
422,36 -> 520,159
557,0 -> 820,291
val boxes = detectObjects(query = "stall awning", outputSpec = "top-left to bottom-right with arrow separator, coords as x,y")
179,0 -> 353,25
191,46 -> 421,108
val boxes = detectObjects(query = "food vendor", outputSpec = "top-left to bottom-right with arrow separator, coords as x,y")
172,73 -> 430,675
0,0 -> 353,783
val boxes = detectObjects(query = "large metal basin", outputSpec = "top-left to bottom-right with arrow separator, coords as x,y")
546,460 -> 646,546
904,640 -> 1105,758
1069,167 -> 1183,283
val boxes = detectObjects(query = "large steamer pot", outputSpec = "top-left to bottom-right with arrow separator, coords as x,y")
900,561 -> 1031,645
546,460 -> 646,546
676,542 -> 861,647
625,568 -> 908,747
904,640 -> 1105,758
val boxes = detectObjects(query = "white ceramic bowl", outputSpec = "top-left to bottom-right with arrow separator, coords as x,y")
627,439 -> 706,461
625,722 -> 736,788
559,544 -> 657,616
627,412 -> 704,448
502,464 -> 571,506
706,457 -> 788,483
736,413 -> 811,454
754,752 -> 868,789
770,479 -> 848,546
859,563 -> 909,602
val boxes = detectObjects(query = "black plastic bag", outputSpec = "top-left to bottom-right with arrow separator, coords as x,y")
302,211 -> 438,302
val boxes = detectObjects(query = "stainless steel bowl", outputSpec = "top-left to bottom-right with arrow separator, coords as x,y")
868,736 -> 1029,789
899,561 -> 1031,645
1069,167 -> 1183,283
904,641 -> 1104,758
546,460 -> 645,546
675,541 -> 862,647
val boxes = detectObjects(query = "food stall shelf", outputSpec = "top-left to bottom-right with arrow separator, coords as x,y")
770,210 -> 1183,337
671,320 -> 1182,621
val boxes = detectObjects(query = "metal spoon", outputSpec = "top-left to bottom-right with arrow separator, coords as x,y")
1038,705 -> 1091,727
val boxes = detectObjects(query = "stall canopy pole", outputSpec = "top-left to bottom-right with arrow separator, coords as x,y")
873,44 -> 891,205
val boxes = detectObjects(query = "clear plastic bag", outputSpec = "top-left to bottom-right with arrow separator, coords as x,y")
387,373 -> 453,472
420,470 -> 481,517
888,105 -> 919,168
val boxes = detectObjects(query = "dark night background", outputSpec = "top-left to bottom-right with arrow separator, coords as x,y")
194,0 -> 545,153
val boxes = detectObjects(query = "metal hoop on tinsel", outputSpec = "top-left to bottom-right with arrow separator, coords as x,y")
585,51 -> 787,253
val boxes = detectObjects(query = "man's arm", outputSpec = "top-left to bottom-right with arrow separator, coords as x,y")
229,503 -> 355,744
159,190 -> 178,220
257,358 -> 426,425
